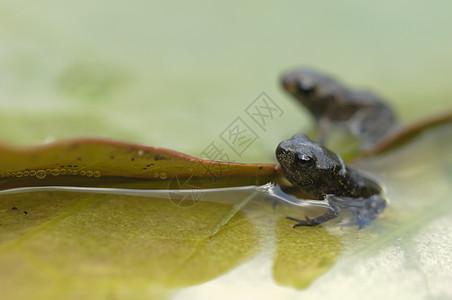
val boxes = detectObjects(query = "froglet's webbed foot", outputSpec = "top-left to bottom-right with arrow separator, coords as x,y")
287,216 -> 317,227
286,198 -> 340,227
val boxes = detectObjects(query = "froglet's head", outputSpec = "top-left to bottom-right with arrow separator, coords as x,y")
275,134 -> 347,194
280,69 -> 319,98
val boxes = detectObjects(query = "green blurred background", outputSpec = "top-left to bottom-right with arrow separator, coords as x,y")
1,0 -> 451,163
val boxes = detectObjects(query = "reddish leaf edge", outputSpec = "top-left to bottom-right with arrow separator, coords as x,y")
0,137 -> 281,183
354,109 -> 452,161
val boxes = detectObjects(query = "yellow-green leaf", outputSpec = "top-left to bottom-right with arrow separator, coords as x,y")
0,190 -> 260,299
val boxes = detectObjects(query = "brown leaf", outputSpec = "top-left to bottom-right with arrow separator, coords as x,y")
0,138 -> 279,190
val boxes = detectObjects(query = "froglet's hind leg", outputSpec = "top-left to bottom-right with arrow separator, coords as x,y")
286,200 -> 340,227
339,194 -> 387,229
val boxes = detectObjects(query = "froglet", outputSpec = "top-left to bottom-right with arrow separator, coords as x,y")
276,133 -> 386,228
281,68 -> 396,148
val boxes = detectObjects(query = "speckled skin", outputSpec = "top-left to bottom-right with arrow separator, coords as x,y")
281,68 -> 396,148
276,134 -> 386,227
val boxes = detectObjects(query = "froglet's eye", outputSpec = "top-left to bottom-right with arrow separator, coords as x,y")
295,153 -> 316,168
296,79 -> 315,96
